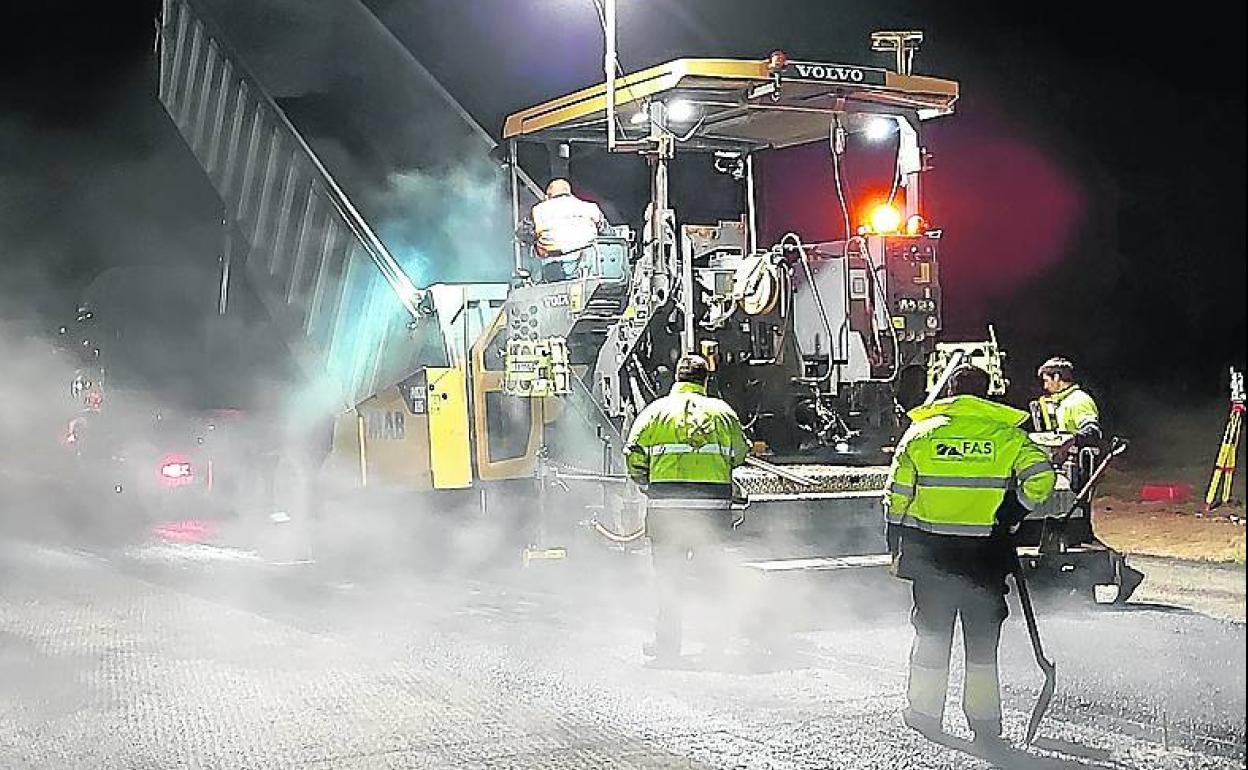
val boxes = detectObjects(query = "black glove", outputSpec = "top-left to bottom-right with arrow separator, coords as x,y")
885,523 -> 903,578
885,522 -> 901,558
516,219 -> 537,247
995,492 -> 1030,532
1073,421 -> 1103,447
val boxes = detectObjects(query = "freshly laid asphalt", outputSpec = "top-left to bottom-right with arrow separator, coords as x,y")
0,506 -> 1243,769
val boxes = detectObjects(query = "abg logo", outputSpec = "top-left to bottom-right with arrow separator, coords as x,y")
365,410 -> 406,440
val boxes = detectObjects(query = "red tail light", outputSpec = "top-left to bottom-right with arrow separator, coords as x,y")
159,459 -> 193,487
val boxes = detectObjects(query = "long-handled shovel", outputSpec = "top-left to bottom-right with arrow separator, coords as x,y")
1010,552 -> 1055,745
1015,437 -> 1131,742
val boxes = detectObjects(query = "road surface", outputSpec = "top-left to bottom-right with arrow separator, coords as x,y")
0,516 -> 1243,770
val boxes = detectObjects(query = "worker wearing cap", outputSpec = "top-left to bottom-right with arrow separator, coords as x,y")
885,365 -> 1056,749
531,178 -> 607,282
625,353 -> 750,662
1035,356 -> 1103,542
1035,356 -> 1101,445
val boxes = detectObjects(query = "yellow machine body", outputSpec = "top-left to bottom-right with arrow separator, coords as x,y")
332,366 -> 475,491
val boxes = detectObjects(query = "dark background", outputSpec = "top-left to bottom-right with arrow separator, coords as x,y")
2,2 -> 1244,439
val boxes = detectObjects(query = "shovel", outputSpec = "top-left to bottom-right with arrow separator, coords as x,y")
1010,552 -> 1054,745
1013,440 -> 1128,743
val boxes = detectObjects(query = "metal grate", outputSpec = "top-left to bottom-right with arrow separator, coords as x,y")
734,464 -> 890,498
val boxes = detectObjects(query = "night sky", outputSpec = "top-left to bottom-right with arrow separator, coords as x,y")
2,1 -> 1244,426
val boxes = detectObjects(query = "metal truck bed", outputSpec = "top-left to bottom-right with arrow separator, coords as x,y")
156,0 -> 503,411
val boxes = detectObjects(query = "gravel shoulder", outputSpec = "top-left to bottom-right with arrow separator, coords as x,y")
1095,496 -> 1245,563
1125,554 -> 1246,623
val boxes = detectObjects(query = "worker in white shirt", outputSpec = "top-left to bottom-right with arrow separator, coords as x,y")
531,178 -> 607,281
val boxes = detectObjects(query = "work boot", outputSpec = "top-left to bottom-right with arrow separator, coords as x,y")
902,709 -> 943,741
970,722 -> 1010,755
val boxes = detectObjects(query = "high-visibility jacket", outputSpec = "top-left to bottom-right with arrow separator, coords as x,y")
532,194 -> 604,258
625,382 -> 749,503
1037,384 -> 1100,436
886,395 -> 1056,538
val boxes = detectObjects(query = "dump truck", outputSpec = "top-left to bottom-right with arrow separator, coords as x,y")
154,0 -> 1141,600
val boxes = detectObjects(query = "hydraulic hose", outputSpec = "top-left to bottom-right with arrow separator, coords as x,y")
847,235 -> 902,383
781,232 -> 838,389
589,520 -> 647,543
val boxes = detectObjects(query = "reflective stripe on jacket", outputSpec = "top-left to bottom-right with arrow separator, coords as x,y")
885,395 -> 1057,537
625,382 -> 749,486
1038,384 -> 1099,434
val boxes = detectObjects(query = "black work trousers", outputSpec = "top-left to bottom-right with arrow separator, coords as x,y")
647,506 -> 733,656
906,575 -> 1008,736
